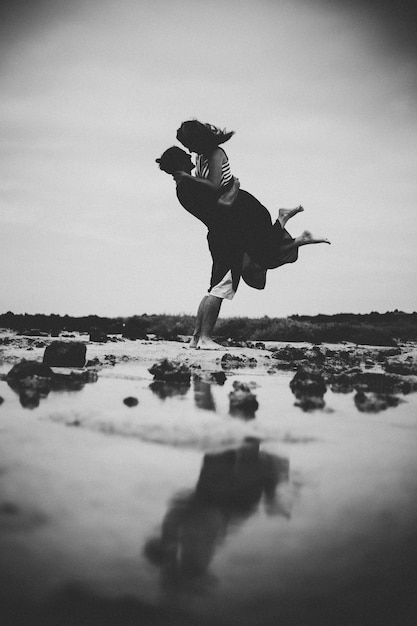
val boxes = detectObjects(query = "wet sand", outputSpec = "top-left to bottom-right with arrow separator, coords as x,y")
1,332 -> 417,625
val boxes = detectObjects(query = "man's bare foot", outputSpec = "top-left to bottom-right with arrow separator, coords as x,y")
278,205 -> 304,228
197,338 -> 224,350
188,336 -> 199,348
297,230 -> 331,245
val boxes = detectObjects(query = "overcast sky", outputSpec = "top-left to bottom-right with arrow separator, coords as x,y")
1,0 -> 416,318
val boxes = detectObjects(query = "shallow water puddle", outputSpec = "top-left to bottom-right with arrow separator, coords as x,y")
1,362 -> 417,625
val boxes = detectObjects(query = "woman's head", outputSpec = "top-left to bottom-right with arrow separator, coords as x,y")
155,146 -> 193,175
176,119 -> 235,154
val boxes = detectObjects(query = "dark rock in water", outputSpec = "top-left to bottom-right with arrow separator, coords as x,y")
354,390 -> 402,413
7,359 -> 54,380
0,396 -> 4,405
86,357 -> 102,367
19,389 -> 43,409
123,396 -> 139,407
104,354 -> 117,366
148,359 -> 191,383
43,341 -> 86,367
229,381 -> 259,418
221,353 -> 244,367
6,367 -> 52,409
290,365 -> 327,411
330,369 -> 416,395
14,375 -> 51,393
88,328 -> 108,343
220,353 -> 257,369
330,367 -> 363,393
6,359 -> 97,408
149,380 -> 190,399
305,345 -> 327,364
270,345 -> 308,361
290,366 -> 327,398
384,359 -> 417,376
52,369 -> 98,389
295,396 -> 326,411
193,370 -> 227,385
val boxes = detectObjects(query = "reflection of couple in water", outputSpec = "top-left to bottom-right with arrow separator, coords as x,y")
156,119 -> 330,350
144,438 -> 290,591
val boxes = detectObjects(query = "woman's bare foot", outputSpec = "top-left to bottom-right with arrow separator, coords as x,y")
297,230 -> 331,245
188,336 -> 199,348
278,205 -> 304,228
197,337 -> 224,350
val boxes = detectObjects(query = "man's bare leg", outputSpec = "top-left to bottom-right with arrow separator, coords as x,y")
197,295 -> 224,350
189,295 -> 208,348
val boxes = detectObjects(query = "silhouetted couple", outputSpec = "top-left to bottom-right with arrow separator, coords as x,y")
156,119 -> 330,349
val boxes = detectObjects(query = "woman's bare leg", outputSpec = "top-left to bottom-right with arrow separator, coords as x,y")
295,230 -> 331,246
278,205 -> 304,228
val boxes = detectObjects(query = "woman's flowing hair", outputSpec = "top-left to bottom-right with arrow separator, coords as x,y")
177,119 -> 235,152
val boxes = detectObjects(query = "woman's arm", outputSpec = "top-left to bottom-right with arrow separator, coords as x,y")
173,170 -> 214,189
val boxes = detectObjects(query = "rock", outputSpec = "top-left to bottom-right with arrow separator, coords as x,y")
7,359 -> 54,380
193,370 -> 227,385
88,328 -> 109,343
354,391 -> 402,413
330,367 -> 363,393
220,353 -> 257,369
6,359 -> 97,408
290,365 -> 327,411
229,381 -> 259,417
0,396 -> 4,405
149,381 -> 190,399
86,357 -> 102,367
52,369 -> 98,389
15,375 -> 51,393
290,366 -> 327,398
305,345 -> 327,364
43,341 -> 86,367
358,371 -> 415,394
19,389 -> 43,409
123,396 -> 139,407
295,396 -> 326,411
270,345 -> 308,361
384,359 -> 417,376
148,359 -> 191,383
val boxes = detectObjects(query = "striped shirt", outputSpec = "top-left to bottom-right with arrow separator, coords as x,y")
195,150 -> 233,188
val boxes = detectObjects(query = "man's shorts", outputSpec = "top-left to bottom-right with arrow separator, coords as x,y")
209,270 -> 236,300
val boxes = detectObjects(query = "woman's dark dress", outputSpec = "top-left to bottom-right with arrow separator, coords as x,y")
175,178 -> 298,294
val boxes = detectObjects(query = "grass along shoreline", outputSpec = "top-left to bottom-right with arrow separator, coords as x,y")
1,310 -> 417,347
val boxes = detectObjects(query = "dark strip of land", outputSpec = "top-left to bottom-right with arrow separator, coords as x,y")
1,310 -> 417,346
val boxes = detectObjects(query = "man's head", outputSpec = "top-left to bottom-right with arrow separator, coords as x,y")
155,146 -> 194,175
